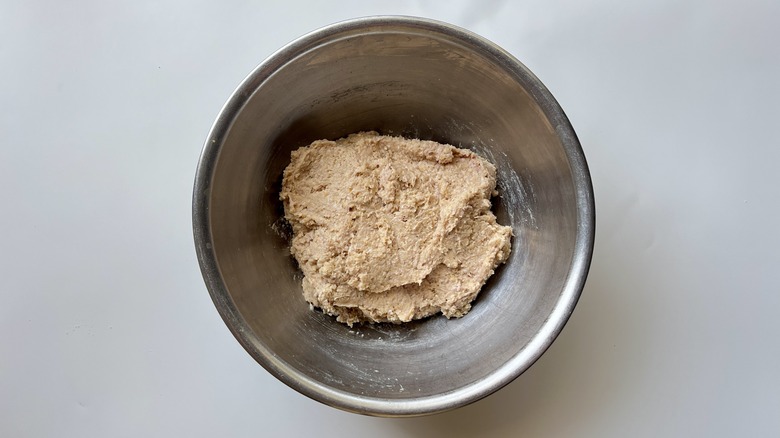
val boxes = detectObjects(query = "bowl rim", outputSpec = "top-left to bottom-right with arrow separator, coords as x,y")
192,15 -> 595,417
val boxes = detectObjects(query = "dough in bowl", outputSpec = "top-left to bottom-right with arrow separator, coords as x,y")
280,131 -> 512,326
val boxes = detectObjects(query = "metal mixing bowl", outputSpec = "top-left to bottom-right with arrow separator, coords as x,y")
193,16 -> 594,416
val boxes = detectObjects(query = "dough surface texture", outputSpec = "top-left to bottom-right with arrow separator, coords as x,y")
280,132 -> 512,326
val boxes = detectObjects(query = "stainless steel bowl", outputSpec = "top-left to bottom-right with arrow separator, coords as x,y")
193,16 -> 594,417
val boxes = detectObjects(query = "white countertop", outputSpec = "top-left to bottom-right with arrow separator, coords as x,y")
2,0 -> 779,436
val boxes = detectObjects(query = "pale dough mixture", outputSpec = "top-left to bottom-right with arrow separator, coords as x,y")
280,131 -> 512,326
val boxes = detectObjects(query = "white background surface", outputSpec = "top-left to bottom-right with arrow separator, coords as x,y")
2,0 -> 779,436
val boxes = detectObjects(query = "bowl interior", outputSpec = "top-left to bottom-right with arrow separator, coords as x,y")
198,18 -> 590,414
